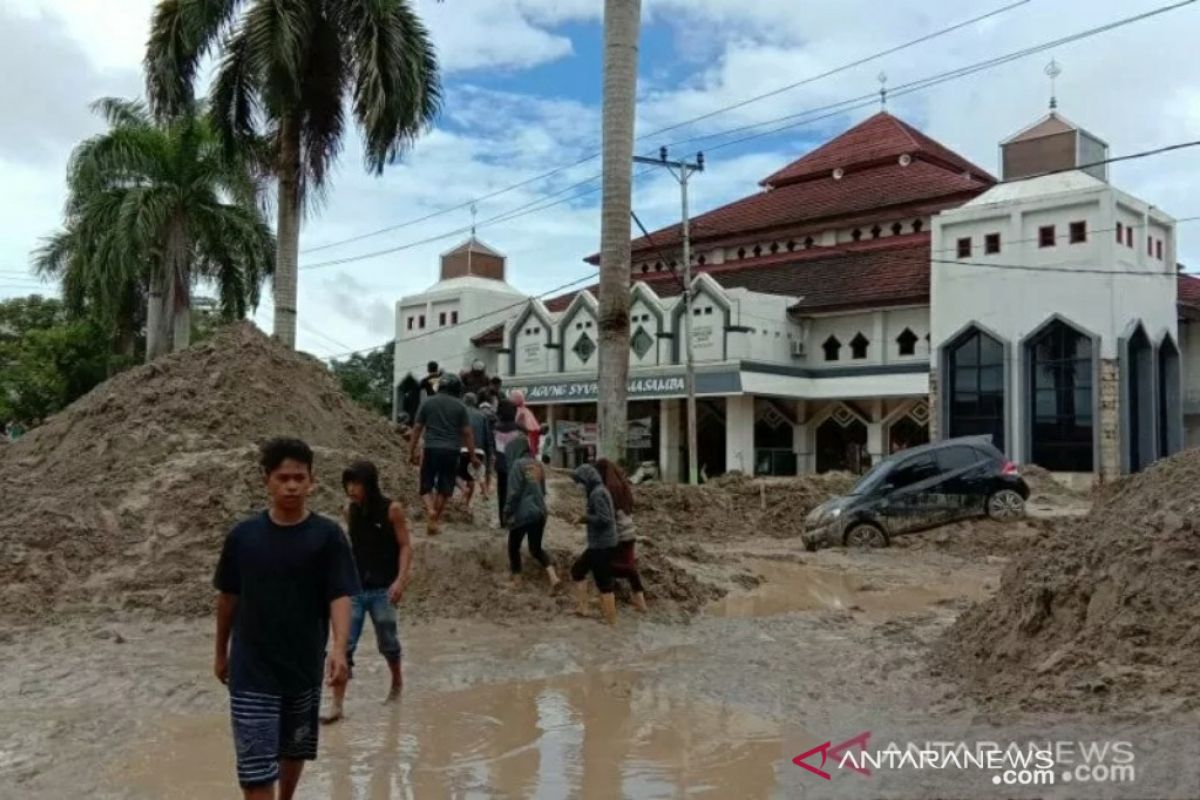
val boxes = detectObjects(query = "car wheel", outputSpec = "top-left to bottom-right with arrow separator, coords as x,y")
987,489 -> 1026,520
843,523 -> 888,549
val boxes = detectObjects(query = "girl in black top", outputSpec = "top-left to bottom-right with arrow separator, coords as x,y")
322,461 -> 412,724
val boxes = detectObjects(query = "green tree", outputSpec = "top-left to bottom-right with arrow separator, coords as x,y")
329,341 -> 394,417
0,296 -> 113,425
146,0 -> 442,350
34,98 -> 276,361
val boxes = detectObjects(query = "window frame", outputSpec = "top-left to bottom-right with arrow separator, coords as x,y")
984,233 -> 1001,255
822,335 -> 842,362
956,237 -> 972,259
1038,225 -> 1056,248
1069,221 -> 1087,244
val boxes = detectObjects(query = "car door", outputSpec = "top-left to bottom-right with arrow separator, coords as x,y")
934,445 -> 989,520
877,454 -> 944,535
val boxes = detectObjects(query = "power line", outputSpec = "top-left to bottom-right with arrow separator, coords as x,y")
297,0 -> 1033,256
296,0 -> 1197,274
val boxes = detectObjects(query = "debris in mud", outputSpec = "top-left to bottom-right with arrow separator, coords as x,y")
549,471 -> 854,543
938,450 -> 1200,711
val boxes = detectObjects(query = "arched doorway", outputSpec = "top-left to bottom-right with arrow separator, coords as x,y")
889,415 -> 930,454
1126,326 -> 1154,472
1158,335 -> 1182,459
816,410 -> 868,473
1027,320 -> 1094,472
946,327 -> 1006,451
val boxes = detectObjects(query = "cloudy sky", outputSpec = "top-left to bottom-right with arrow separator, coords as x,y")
3,0 -> 1199,365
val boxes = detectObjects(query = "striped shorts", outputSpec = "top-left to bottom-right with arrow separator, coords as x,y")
229,686 -> 321,788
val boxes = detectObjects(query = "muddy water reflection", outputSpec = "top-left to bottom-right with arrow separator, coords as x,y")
115,670 -> 783,799
710,561 -> 990,619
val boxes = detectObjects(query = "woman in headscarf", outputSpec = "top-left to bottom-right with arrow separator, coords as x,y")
509,390 -> 541,456
595,458 -> 646,612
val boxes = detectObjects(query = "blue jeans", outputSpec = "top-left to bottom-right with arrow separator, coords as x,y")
347,588 -> 402,677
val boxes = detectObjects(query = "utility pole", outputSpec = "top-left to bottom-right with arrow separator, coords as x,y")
633,147 -> 704,484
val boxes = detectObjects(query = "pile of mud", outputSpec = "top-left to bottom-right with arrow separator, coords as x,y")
939,450 -> 1200,711
549,471 -> 855,543
0,323 -> 417,620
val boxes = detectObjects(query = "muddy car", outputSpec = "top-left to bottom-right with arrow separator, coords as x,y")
802,437 -> 1029,551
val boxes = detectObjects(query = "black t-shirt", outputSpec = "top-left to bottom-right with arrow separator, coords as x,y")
213,511 -> 360,694
415,393 -> 470,452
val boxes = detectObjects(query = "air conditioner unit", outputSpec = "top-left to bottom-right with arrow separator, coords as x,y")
791,340 -> 807,358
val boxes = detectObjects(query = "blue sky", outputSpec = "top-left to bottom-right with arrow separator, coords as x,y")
2,0 -> 1199,360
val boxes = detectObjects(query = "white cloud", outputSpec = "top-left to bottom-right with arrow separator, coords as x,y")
5,0 -> 1200,362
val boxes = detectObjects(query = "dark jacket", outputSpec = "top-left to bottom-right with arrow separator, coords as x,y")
504,438 -> 547,529
572,464 -> 617,550
465,406 -> 493,459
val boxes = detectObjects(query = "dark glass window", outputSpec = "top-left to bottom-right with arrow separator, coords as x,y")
823,336 -> 841,362
936,446 -> 982,474
985,233 -> 1001,254
850,333 -> 869,359
897,328 -> 918,356
957,237 -> 972,258
948,328 -> 1006,451
1029,321 -> 1093,471
1039,226 -> 1056,248
1070,221 -> 1087,244
890,455 -> 939,489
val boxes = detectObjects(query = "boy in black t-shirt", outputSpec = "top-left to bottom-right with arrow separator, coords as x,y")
213,438 -> 360,800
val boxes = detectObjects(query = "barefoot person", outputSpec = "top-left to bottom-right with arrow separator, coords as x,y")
458,393 -> 493,510
569,464 -> 618,625
322,461 -> 412,724
409,373 -> 477,535
505,436 -> 560,590
213,438 -> 360,800
596,458 -> 647,612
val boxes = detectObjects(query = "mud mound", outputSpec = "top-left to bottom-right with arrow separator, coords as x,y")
938,451 -> 1200,711
1020,464 -> 1091,513
403,532 -> 722,622
893,518 -> 1050,559
0,323 -> 416,620
549,471 -> 854,543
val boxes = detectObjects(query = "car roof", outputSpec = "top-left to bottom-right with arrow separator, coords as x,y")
887,435 -> 998,462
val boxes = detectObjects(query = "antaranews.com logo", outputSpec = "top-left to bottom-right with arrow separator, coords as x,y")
793,731 -> 1136,789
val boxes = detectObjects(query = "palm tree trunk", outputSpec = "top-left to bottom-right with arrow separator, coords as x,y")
273,114 -> 302,349
166,215 -> 192,351
146,274 -> 170,362
596,0 -> 642,462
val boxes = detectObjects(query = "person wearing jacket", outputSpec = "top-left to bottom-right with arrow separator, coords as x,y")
459,393 -> 494,510
596,458 -> 646,612
504,437 -> 560,590
510,390 -> 541,456
569,464 -> 618,625
492,399 -> 526,527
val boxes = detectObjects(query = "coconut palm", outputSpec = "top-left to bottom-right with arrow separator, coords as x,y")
34,98 -> 275,361
145,0 -> 442,349
596,0 -> 642,460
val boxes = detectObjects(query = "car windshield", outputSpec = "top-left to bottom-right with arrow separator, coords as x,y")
848,458 -> 896,495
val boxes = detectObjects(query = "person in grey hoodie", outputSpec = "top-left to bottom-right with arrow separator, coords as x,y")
504,437 -> 560,590
569,464 -> 618,624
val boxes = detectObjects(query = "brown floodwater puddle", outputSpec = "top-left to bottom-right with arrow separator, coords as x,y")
709,560 -> 991,619
109,669 -> 785,799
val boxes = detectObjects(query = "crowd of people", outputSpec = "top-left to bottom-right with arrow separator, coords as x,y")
213,360 -> 646,798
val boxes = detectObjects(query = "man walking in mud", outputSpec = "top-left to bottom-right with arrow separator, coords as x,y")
214,438 -> 360,800
410,373 -> 478,535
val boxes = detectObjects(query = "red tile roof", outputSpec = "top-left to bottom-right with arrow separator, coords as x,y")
552,235 -> 931,314
1179,273 -> 1200,318
471,323 -> 504,346
761,111 -> 994,188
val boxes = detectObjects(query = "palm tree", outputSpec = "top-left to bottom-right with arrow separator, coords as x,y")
34,98 -> 275,361
145,0 -> 442,349
596,0 -> 642,461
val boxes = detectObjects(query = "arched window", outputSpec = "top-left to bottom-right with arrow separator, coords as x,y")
851,228 -> 863,242
912,219 -> 924,233
1028,321 -> 1093,472
891,221 -> 903,236
896,328 -> 918,356
823,336 -> 842,362
804,236 -> 815,249
871,225 -> 882,239
850,333 -> 870,360
947,328 -> 1005,450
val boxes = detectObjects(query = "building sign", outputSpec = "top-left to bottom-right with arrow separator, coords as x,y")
519,339 -> 545,371
556,421 -> 597,448
508,370 -> 740,405
627,416 -> 653,449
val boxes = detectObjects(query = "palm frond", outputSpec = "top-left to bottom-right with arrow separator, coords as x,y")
145,0 -> 243,119
90,97 -> 152,129
341,0 -> 441,172
210,23 -> 263,156
297,10 -> 346,192
243,0 -> 315,112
